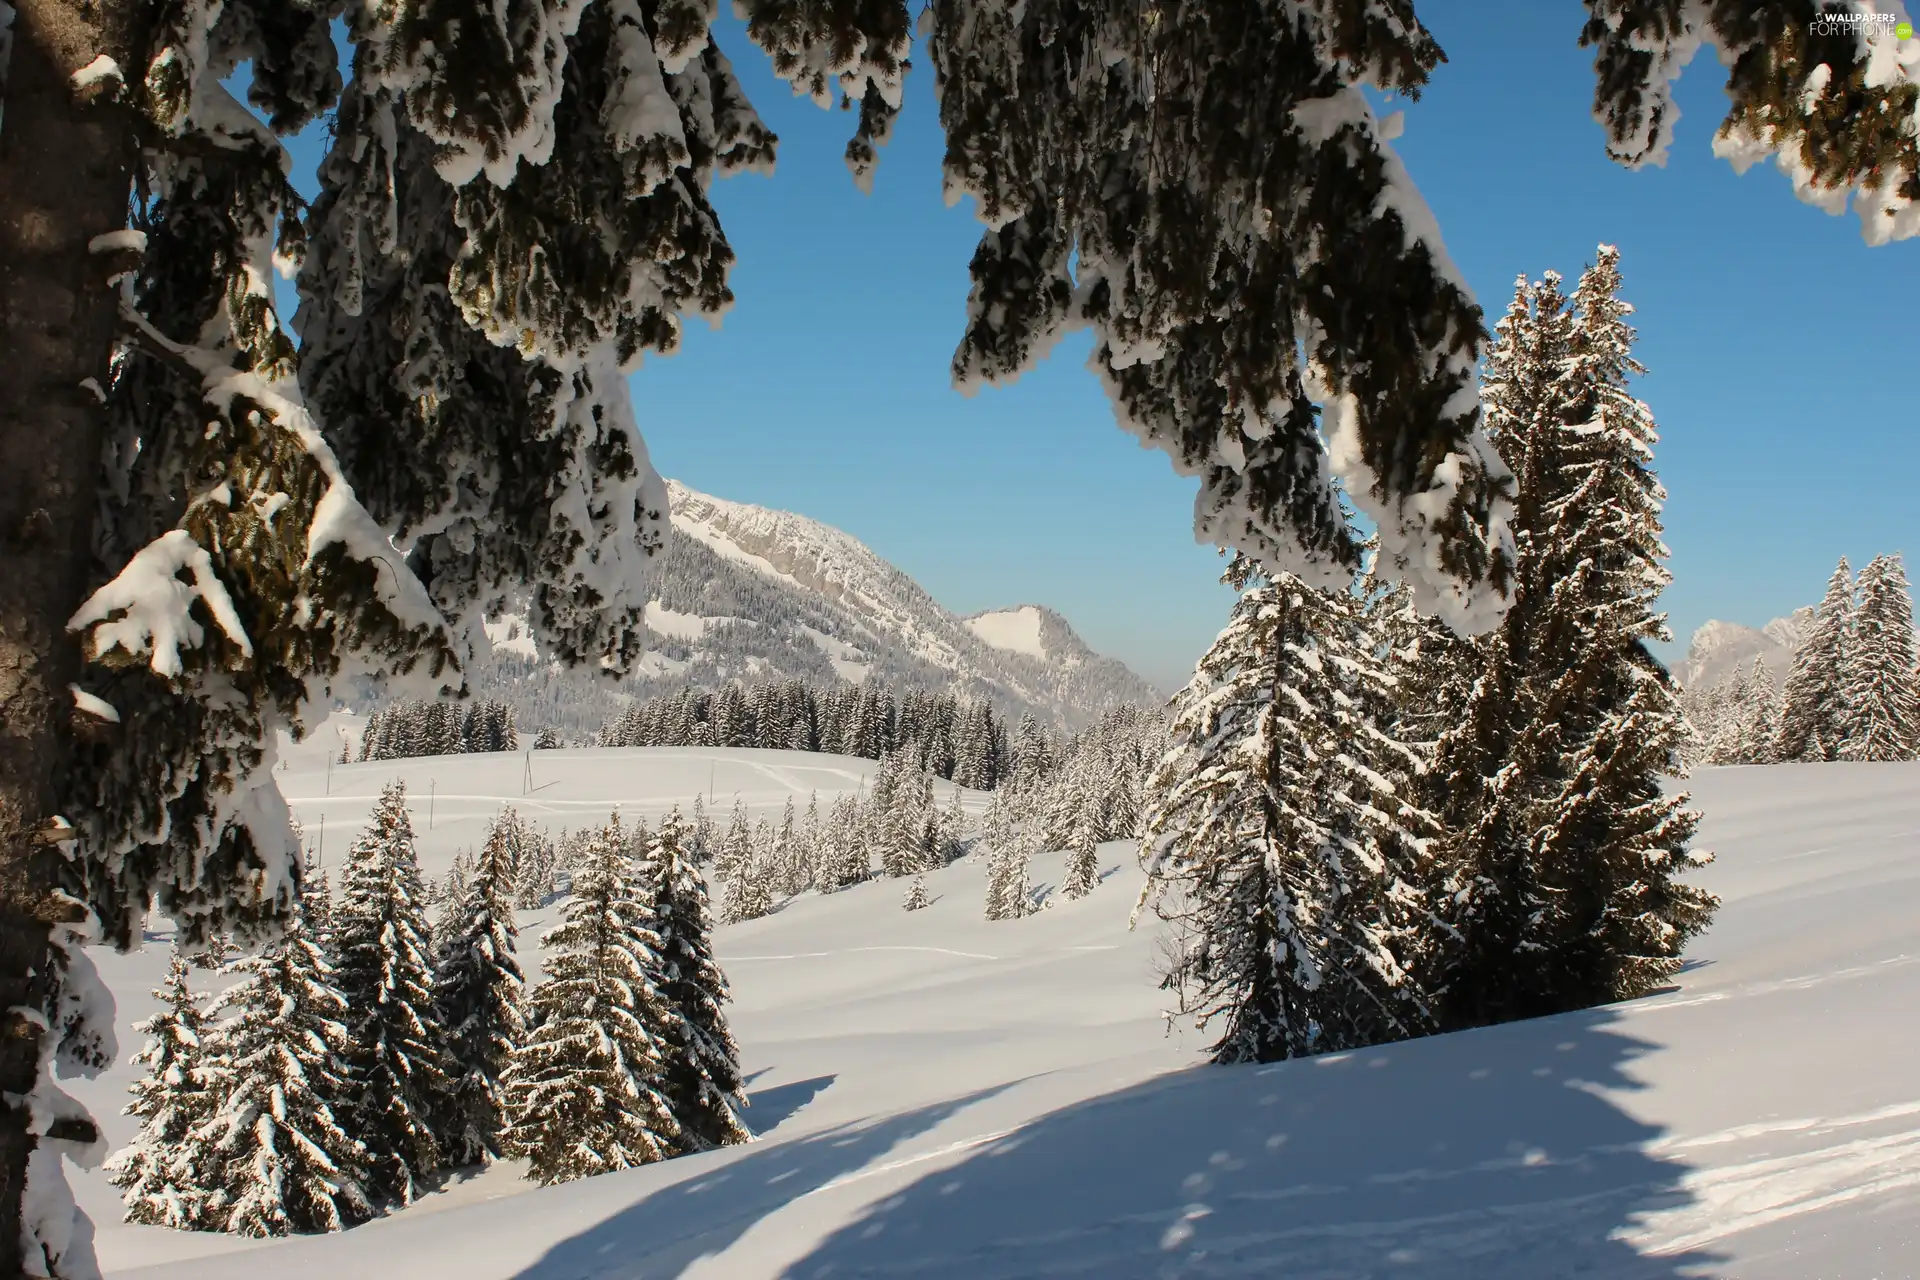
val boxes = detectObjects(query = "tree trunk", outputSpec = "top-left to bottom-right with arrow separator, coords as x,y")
0,1 -> 143,1273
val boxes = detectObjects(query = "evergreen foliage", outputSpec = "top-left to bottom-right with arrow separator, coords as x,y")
503,816 -> 681,1184
638,811 -> 752,1153
1840,554 -> 1920,761
1422,251 -> 1716,1030
600,680 -> 1009,786
982,793 -> 1035,922
1057,817 -> 1100,903
104,952 -> 218,1230
194,918 -> 372,1236
1775,558 -> 1857,762
1137,562 -> 1433,1064
360,699 -> 519,760
903,875 -> 930,912
431,811 -> 527,1168
331,781 -> 453,1205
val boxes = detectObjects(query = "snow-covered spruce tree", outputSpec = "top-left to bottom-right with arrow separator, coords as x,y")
772,795 -> 808,897
939,786 -> 968,863
878,768 -> 927,878
503,818 -> 681,1184
1057,815 -> 1101,903
688,793 -> 714,865
982,792 -> 1034,922
1774,557 -> 1857,763
1699,663 -> 1753,765
330,781 -> 452,1206
1734,657 -> 1781,765
1840,553 -> 1920,761
637,810 -> 751,1153
903,875 -> 929,912
303,863 -> 333,944
431,810 -> 526,1169
194,914 -> 371,1236
1425,253 -> 1716,1029
720,846 -> 773,925
103,951 -> 218,1230
798,791 -> 823,890
1135,561 -> 1434,1064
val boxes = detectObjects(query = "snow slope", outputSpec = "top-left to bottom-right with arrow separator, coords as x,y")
81,748 -> 1920,1279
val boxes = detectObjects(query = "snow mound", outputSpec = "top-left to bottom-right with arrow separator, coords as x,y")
82,753 -> 1920,1279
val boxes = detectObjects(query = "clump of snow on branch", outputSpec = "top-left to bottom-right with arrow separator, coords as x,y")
1588,0 -> 1920,244
21,905 -> 117,1280
69,530 -> 253,678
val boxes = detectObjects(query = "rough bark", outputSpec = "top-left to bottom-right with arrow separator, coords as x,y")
0,0 -> 143,1273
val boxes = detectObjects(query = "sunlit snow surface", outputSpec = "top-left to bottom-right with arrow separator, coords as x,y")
964,607 -> 1050,661
80,736 -> 1920,1278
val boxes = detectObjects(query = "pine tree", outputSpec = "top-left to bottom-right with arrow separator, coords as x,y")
879,766 -> 926,878
303,864 -> 334,944
1775,558 -> 1857,763
1057,816 -> 1101,903
1136,563 -> 1434,1064
331,782 -> 453,1205
982,793 -> 1034,922
503,819 -> 681,1184
940,787 -> 969,863
638,811 -> 752,1153
689,793 -> 716,866
1840,554 -> 1920,761
105,952 -> 219,1230
194,917 -> 372,1236
903,875 -> 930,912
1700,662 -> 1754,765
1425,253 -> 1716,1029
713,800 -> 758,922
432,812 -> 527,1168
772,795 -> 807,897
1734,658 -> 1782,765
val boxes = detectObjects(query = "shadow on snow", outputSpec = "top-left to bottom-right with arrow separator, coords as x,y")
510,1008 -> 1719,1278
787,1008 -> 1721,1279
746,1075 -> 837,1137
510,1085 -> 1020,1279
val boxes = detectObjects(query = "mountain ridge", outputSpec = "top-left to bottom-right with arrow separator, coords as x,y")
1675,606 -> 1814,689
464,481 -> 1162,739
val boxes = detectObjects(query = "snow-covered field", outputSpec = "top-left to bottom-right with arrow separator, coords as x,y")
76,740 -> 1920,1279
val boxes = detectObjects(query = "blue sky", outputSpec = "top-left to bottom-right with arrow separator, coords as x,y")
279,3 -> 1917,692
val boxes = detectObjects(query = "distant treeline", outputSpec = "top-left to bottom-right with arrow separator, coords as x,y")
598,680 -> 1021,791
359,698 -> 521,760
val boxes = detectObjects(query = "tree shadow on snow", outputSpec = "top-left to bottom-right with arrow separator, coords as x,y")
746,1074 -> 836,1136
789,1009 -> 1724,1280
510,1084 -> 1018,1280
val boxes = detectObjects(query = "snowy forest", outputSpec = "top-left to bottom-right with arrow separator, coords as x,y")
1680,553 -> 1920,765
2,0 -> 1916,1274
109,789 -> 753,1231
111,704 -> 1161,1235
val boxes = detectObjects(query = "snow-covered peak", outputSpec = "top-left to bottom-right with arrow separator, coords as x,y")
1676,608 -> 1812,689
462,482 -> 1161,735
965,607 -> 1050,660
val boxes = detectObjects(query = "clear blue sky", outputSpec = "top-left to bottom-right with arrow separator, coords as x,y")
279,3 -> 1917,692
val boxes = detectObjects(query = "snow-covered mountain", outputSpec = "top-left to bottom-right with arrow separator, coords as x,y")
1675,606 -> 1814,689
469,482 -> 1162,737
